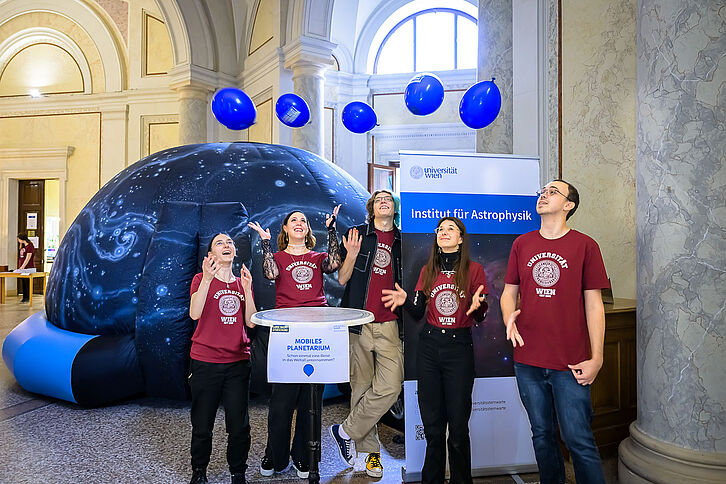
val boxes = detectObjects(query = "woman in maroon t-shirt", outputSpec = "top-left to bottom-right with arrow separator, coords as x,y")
187,233 -> 257,484
248,206 -> 341,479
16,233 -> 35,303
382,217 -> 488,484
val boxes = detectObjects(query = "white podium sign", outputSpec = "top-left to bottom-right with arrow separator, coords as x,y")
268,323 -> 348,383
251,307 -> 374,385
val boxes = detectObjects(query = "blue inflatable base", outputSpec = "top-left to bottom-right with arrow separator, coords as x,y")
2,312 -> 96,403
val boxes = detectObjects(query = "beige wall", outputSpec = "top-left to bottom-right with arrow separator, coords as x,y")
248,98 -> 273,144
249,0 -> 275,55
143,12 -> 173,76
0,113 -> 101,224
562,0 -> 637,299
44,178 -> 60,218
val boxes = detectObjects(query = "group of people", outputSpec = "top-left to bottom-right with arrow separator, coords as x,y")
186,179 -> 610,484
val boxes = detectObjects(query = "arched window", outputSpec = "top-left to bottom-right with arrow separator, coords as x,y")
368,1 -> 477,75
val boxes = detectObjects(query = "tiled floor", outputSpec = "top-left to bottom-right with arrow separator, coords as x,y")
1,296 -> 618,483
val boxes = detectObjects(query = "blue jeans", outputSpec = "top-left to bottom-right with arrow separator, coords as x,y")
514,362 -> 605,484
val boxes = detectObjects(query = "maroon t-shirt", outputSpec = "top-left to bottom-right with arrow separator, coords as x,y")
415,262 -> 488,328
18,243 -> 35,268
189,273 -> 251,363
504,229 -> 610,370
273,250 -> 329,308
365,229 -> 398,323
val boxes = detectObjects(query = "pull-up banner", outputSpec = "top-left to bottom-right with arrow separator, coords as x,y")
400,151 -> 539,481
402,193 -> 538,234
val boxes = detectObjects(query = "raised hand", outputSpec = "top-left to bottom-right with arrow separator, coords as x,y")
326,204 -> 341,228
247,221 -> 271,240
342,227 -> 362,258
239,264 -> 253,291
505,309 -> 524,347
466,285 -> 486,316
202,255 -> 220,281
382,283 -> 407,311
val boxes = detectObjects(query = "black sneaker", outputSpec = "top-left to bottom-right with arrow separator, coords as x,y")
329,424 -> 355,467
292,459 -> 309,479
231,472 -> 246,484
20,299 -> 29,303
189,468 -> 208,484
259,455 -> 274,477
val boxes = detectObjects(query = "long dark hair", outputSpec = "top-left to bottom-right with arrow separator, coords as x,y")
420,217 -> 471,296
277,210 -> 316,250
17,233 -> 31,244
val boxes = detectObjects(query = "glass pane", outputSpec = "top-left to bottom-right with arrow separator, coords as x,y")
375,20 -> 414,74
456,16 -> 477,69
367,0 -> 477,72
416,12 -> 455,72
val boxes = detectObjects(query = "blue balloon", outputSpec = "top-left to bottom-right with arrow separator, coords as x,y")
404,73 -> 445,116
459,79 -> 502,129
275,93 -> 311,128
341,101 -> 377,134
211,88 -> 257,130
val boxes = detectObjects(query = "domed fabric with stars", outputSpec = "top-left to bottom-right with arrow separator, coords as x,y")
8,143 -> 369,406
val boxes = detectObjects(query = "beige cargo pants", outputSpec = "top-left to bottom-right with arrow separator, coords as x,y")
341,320 -> 404,453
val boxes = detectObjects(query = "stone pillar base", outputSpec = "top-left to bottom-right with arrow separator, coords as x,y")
619,423 -> 726,483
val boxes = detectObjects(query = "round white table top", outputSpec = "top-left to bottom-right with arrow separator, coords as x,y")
250,307 -> 374,327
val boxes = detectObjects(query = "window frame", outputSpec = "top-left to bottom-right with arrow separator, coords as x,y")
372,7 -> 477,74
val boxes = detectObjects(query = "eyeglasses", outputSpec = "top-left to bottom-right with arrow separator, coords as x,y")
536,186 -> 572,201
374,196 -> 394,204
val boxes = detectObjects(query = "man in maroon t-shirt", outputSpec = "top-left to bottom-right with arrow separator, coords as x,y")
329,190 -> 403,479
501,180 -> 609,484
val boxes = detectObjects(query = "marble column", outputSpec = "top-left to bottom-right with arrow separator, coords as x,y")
476,0 -> 513,154
176,85 -> 211,146
290,61 -> 327,158
618,0 -> 726,481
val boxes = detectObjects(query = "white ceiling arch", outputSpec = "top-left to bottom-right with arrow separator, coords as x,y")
286,0 -> 335,43
0,28 -> 93,94
155,0 -> 243,82
154,0 -> 214,70
0,0 -> 127,91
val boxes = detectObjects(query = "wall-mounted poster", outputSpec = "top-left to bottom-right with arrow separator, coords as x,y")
26,212 -> 38,230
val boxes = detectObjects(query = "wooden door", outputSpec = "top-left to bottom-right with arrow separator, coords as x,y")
18,179 -> 44,293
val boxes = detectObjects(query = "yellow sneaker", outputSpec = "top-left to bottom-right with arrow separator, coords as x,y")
365,452 -> 383,478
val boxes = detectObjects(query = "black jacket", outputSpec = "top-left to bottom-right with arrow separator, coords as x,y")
340,220 -> 403,338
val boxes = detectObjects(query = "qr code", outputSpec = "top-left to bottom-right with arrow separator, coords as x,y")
415,424 -> 425,441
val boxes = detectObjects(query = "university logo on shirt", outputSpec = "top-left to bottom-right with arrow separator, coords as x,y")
435,290 -> 459,316
373,243 -> 391,275
292,265 -> 313,284
527,251 -> 568,298
218,294 -> 240,323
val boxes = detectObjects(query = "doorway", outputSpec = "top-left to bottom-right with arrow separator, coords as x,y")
18,179 -> 44,293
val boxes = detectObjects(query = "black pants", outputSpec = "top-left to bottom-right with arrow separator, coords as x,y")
417,324 -> 475,484
19,278 -> 29,300
189,358 -> 251,474
264,382 -> 324,470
